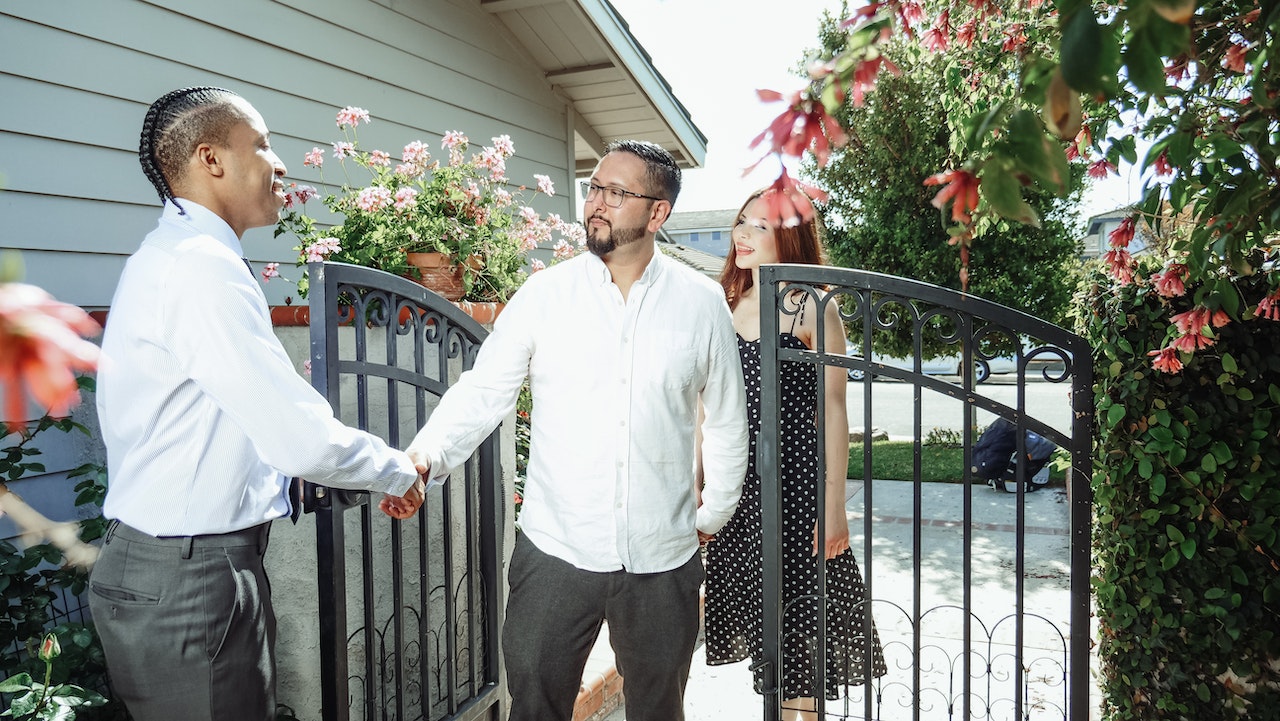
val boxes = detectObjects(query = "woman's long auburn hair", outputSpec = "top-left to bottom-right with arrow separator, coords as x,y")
718,187 -> 828,311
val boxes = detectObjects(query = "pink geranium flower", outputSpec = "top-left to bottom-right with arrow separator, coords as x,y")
394,187 -> 418,211
335,106 -> 370,128
261,263 -> 280,282
332,142 -> 355,160
0,282 -> 101,430
304,147 -> 324,168
535,174 -> 555,196
355,187 -> 392,212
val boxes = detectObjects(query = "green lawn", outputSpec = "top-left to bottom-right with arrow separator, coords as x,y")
850,440 -> 1065,484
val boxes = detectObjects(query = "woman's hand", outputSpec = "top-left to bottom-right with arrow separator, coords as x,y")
812,508 -> 851,560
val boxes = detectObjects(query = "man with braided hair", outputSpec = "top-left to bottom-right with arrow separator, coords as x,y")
88,87 -> 426,721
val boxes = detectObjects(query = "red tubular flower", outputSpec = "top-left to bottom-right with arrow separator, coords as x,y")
1170,307 -> 1211,335
1088,159 -> 1118,179
1148,347 -> 1184,374
1001,24 -> 1027,52
1101,248 -> 1134,285
1171,332 -> 1215,352
1153,263 -> 1187,298
1107,216 -> 1136,248
923,168 -> 980,224
1153,150 -> 1173,177
758,171 -> 828,229
751,90 -> 848,165
1224,43 -> 1248,73
922,11 -> 950,52
1256,289 -> 1280,321
954,18 -> 977,48
0,283 -> 101,431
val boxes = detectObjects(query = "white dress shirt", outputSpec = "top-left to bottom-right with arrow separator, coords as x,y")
407,250 -> 748,573
97,200 -> 418,536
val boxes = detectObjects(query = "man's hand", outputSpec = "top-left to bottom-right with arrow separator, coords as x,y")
379,465 -> 427,519
697,529 -> 715,546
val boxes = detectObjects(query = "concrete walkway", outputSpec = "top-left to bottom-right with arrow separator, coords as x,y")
583,477 -> 1091,721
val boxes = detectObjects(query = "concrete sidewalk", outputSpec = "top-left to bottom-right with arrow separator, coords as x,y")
585,477 -> 1086,721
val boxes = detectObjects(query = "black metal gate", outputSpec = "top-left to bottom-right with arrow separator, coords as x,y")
306,261 -> 504,721
756,265 -> 1093,721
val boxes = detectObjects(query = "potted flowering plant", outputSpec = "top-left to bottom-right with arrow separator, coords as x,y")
275,106 -> 583,302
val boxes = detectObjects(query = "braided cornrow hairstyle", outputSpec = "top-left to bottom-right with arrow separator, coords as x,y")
138,86 -> 245,215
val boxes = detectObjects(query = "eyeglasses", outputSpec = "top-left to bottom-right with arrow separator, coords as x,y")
580,182 -> 664,208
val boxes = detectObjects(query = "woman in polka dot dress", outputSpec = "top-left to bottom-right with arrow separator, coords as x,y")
700,187 -> 886,719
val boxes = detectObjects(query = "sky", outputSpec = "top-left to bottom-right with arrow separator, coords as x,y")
607,0 -> 1142,220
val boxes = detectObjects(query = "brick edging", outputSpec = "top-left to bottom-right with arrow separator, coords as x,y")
88,302 -> 505,328
268,302 -> 504,326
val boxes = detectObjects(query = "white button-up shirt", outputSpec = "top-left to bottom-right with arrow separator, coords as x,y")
408,251 -> 748,573
97,200 -> 419,536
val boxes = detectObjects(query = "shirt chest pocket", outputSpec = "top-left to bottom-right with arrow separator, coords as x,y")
636,331 -> 702,390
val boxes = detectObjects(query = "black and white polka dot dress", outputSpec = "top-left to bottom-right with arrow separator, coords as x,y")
704,332 -> 886,700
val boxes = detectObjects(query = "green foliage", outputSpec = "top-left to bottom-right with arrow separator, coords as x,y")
1077,263 -> 1280,719
1,385 -> 125,720
0,633 -> 106,720
1086,1 -> 1278,284
806,14 -> 1084,358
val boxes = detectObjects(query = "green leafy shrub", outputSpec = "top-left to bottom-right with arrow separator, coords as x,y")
1,382 -> 125,720
1078,263 -> 1280,718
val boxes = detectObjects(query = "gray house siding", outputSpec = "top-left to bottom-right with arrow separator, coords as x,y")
1,0 -> 577,308
0,0 -> 578,547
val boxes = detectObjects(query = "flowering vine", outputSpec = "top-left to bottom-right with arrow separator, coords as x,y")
758,0 -> 1279,375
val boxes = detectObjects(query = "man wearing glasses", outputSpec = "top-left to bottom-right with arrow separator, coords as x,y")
406,139 -> 748,721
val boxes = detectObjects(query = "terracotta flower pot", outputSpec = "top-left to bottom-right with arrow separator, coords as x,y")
405,251 -> 466,301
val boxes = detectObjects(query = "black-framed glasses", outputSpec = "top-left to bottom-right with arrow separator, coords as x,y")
580,182 -> 664,208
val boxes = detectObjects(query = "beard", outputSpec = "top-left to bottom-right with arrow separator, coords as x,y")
586,218 -> 646,257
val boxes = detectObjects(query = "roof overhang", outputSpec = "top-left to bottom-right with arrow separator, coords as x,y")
480,0 -> 707,175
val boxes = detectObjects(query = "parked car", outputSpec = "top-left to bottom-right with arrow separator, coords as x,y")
845,343 -> 1017,383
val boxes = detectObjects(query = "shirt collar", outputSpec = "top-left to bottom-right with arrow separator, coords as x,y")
163,198 -> 246,258
581,247 -> 666,286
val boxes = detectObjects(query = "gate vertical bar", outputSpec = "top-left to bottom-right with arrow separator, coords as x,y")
1070,349 -> 1094,720
309,262 -> 350,721
758,266 -> 783,721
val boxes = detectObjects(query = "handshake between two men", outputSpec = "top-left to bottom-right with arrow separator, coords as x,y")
378,455 -> 431,520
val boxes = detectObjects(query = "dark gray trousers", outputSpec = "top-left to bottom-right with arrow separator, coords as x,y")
87,520 -> 276,721
502,533 -> 704,721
